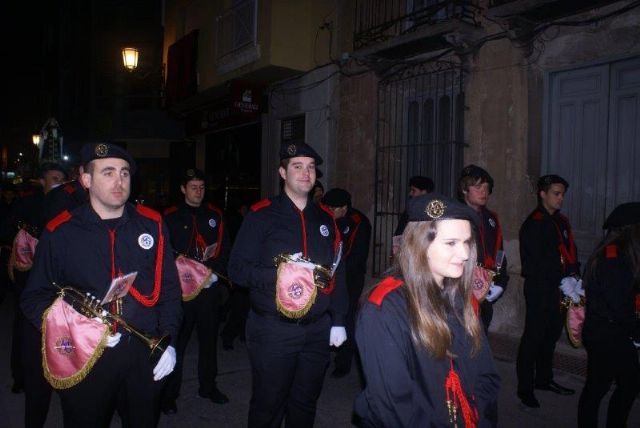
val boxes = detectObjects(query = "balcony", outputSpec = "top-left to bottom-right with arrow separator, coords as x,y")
216,0 -> 260,74
354,0 -> 482,56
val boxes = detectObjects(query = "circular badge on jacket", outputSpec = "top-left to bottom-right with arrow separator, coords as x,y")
343,226 -> 350,235
209,218 -> 217,228
488,218 -> 496,228
320,225 -> 329,237
138,233 -> 155,250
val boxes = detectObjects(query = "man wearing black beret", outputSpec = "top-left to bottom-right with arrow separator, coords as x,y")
229,141 -> 347,427
322,188 -> 371,378
20,142 -> 182,426
517,174 -> 579,408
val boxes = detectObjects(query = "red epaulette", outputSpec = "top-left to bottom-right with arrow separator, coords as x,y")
368,277 -> 403,306
532,211 -> 544,220
63,183 -> 76,194
207,202 -> 224,216
351,212 -> 362,224
250,198 -> 272,212
46,210 -> 72,232
605,244 -> 618,259
318,203 -> 335,218
136,204 -> 161,222
163,206 -> 178,216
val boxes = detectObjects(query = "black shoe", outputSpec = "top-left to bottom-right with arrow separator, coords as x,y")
517,391 -> 540,408
535,380 -> 575,395
331,368 -> 350,378
161,401 -> 177,415
11,383 -> 23,394
200,387 -> 229,404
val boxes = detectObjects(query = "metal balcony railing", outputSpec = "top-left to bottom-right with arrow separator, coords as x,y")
216,0 -> 258,60
354,0 -> 480,50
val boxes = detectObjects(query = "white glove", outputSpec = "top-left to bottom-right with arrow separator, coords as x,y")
633,340 -> 640,350
574,279 -> 585,297
485,284 -> 504,303
289,252 -> 316,270
329,326 -> 347,347
153,345 -> 176,381
560,277 -> 581,303
204,272 -> 219,289
106,332 -> 121,348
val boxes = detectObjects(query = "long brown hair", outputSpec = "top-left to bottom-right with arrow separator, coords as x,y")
397,220 -> 482,359
585,223 -> 640,288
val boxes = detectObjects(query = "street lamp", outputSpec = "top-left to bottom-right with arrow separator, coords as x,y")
122,47 -> 139,71
32,134 -> 40,146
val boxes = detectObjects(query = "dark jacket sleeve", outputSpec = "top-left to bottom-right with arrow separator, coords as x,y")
155,220 -> 183,344
474,334 -> 501,427
349,218 -> 371,275
519,218 -> 562,287
228,211 -> 276,290
329,252 -> 347,327
206,211 -> 231,277
355,300 -> 429,427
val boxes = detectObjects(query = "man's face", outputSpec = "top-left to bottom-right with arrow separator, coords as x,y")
81,158 -> 131,216
181,179 -> 205,207
41,170 -> 66,194
409,186 -> 427,198
540,183 -> 566,213
329,205 -> 348,219
464,180 -> 490,210
279,157 -> 316,198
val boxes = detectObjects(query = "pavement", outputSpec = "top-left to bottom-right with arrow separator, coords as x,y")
1,295 -> 638,427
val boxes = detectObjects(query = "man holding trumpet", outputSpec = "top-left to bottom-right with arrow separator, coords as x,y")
20,142 -> 182,427
229,141 -> 347,427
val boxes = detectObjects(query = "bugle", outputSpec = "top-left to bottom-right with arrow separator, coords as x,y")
52,282 -> 170,360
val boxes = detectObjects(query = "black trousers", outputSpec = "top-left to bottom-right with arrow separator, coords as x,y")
577,328 -> 640,427
334,270 -> 365,373
480,299 -> 494,333
163,286 -> 221,403
23,319 -> 53,428
58,336 -> 163,428
516,286 -> 564,393
246,310 -> 331,428
221,286 -> 250,344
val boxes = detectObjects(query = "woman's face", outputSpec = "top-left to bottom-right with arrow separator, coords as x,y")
426,219 -> 472,286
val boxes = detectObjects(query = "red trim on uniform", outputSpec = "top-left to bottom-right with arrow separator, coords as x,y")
127,205 -> 165,307
163,206 -> 178,216
553,213 -> 577,269
344,212 -> 362,258
296,209 -> 308,258
250,198 -> 272,212
445,360 -> 479,428
605,244 -> 618,259
368,277 -> 403,306
532,211 -> 544,220
635,294 -> 640,312
63,183 -> 76,194
471,295 -> 480,316
478,209 -> 503,270
46,210 -> 72,232
208,203 -> 225,258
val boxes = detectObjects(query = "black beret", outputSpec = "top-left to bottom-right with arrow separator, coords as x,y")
181,168 -> 206,185
460,164 -> 494,193
80,143 -> 137,174
537,174 -> 569,192
279,141 -> 323,166
39,161 -> 68,179
407,193 -> 479,228
409,176 -> 434,192
602,202 -> 640,229
322,188 -> 351,208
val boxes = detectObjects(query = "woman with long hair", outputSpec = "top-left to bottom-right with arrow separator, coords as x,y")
354,194 -> 500,427
577,202 -> 640,427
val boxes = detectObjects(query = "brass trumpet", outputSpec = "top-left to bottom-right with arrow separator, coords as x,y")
273,254 -> 333,289
53,283 -> 170,360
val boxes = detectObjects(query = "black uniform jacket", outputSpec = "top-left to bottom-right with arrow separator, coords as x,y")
228,193 -> 347,326
355,277 -> 500,427
43,180 -> 88,225
519,206 -> 579,291
164,201 -> 230,275
476,207 -> 509,289
20,203 -> 182,344
338,207 -> 371,277
583,244 -> 639,344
